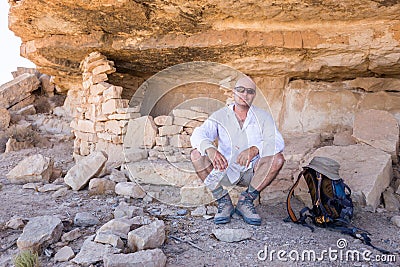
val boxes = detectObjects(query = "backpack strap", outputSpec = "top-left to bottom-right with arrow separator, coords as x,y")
286,170 -> 305,223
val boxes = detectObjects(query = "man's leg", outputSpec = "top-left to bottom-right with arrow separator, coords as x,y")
190,149 -> 234,224
236,153 -> 285,225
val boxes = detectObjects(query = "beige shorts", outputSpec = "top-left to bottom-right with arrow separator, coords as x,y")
219,167 -> 255,188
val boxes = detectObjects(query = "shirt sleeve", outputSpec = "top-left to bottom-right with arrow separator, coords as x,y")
249,110 -> 285,157
190,117 -> 218,156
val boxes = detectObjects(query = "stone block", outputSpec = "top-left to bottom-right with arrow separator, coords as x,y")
64,151 -> 108,190
172,109 -> 208,120
115,182 -> 146,199
6,154 -> 53,184
102,99 -> 129,115
155,136 -> 169,146
0,73 -> 40,109
7,94 -> 35,112
353,109 -> 399,163
180,183 -> 214,206
108,112 -> 140,120
77,119 -> 96,133
92,64 -> 116,76
185,120 -> 203,128
124,116 -> 158,148
158,125 -> 183,136
123,148 -> 148,162
103,85 -> 123,101
125,160 -> 199,187
169,134 -> 191,148
89,178 -> 116,195
173,116 -> 192,126
105,120 -> 128,135
17,215 -> 63,252
103,249 -> 167,267
90,82 -> 112,95
92,73 -> 108,84
154,115 -> 173,126
297,144 -> 392,210
127,220 -> 165,251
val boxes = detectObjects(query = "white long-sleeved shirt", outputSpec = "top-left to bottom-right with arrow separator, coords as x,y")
190,104 -> 285,183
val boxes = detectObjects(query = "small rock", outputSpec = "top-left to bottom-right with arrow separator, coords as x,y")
38,184 -> 66,193
191,206 -> 207,217
62,228 -> 83,242
109,169 -> 128,183
115,182 -> 146,199
22,182 -> 42,190
52,187 -> 69,198
94,232 -> 124,248
97,218 -> 133,239
207,206 -> 218,215
89,178 -> 116,195
391,216 -> 400,227
128,219 -> 165,251
74,212 -> 100,227
113,201 -> 143,219
54,246 -> 75,262
383,187 -> 400,211
177,209 -> 188,216
212,228 -> 252,243
5,217 -> 25,229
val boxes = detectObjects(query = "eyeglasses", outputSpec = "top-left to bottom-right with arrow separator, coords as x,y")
234,86 -> 256,95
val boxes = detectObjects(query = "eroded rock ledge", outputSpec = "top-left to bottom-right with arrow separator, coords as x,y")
8,0 -> 400,91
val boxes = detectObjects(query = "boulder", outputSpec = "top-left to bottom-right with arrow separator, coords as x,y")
0,73 -> 40,109
180,183 -> 214,206
17,215 -> 63,252
39,74 -> 55,96
103,249 -> 167,267
6,154 -> 53,184
353,109 -> 399,163
127,220 -> 165,251
64,151 -> 108,190
297,144 -> 392,210
61,228 -> 83,242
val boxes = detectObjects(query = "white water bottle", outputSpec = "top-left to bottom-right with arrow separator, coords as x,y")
204,169 -> 225,191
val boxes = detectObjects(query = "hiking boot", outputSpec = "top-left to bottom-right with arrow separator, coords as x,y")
214,193 -> 235,224
236,191 -> 261,226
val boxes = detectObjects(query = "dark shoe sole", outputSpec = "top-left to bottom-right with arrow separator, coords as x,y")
214,209 -> 235,224
235,208 -> 261,226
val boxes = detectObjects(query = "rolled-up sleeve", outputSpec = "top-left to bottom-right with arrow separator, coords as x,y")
190,118 -> 218,156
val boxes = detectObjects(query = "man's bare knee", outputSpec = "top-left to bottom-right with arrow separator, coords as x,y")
257,153 -> 285,172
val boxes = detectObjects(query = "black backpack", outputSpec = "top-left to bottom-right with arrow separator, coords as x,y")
286,156 -> 391,254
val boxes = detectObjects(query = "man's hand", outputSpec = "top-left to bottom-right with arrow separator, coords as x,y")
206,147 -> 228,171
236,146 -> 259,167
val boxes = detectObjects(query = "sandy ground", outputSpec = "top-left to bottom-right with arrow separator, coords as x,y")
0,139 -> 399,267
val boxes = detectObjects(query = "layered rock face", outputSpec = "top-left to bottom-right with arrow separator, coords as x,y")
8,1 -> 400,134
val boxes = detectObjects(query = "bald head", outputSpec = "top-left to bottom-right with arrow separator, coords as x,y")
235,76 -> 256,90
